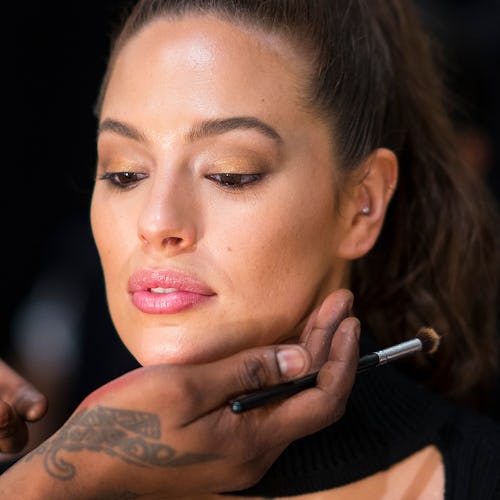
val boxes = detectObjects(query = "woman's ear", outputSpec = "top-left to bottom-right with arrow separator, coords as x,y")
337,148 -> 398,259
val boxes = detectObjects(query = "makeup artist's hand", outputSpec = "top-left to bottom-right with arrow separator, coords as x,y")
0,289 -> 359,499
0,359 -> 48,454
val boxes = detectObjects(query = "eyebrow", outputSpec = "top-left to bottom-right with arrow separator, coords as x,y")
98,119 -> 146,142
187,116 -> 282,143
98,116 -> 282,144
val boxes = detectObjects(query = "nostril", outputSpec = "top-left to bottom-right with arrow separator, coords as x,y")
163,236 -> 183,246
138,227 -> 196,253
139,233 -> 183,247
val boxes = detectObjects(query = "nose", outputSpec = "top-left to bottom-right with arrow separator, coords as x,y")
137,175 -> 197,256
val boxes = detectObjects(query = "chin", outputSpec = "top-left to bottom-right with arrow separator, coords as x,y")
134,339 -> 225,367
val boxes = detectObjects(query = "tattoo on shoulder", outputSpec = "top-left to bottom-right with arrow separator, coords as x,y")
24,405 -> 221,480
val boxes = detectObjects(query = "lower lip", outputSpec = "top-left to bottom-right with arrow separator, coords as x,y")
131,290 -> 214,314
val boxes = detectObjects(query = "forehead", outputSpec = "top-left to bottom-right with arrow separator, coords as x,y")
102,14 -> 313,119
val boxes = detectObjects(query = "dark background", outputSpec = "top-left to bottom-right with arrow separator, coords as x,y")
2,0 -> 500,460
5,1 -> 131,347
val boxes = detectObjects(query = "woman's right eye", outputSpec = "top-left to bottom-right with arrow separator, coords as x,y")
97,171 -> 148,189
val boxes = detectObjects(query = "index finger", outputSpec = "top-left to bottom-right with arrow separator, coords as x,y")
299,289 -> 354,370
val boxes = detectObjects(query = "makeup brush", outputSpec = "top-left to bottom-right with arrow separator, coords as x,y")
230,326 -> 440,413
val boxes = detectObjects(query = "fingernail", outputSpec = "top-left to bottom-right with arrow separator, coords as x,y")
277,347 -> 306,377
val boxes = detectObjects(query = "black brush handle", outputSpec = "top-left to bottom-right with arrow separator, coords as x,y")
230,372 -> 318,413
230,352 -> 381,413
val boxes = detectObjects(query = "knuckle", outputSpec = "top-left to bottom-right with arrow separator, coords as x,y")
238,353 -> 278,392
238,357 -> 267,392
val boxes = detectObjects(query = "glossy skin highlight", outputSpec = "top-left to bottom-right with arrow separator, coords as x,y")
91,16 -> 356,366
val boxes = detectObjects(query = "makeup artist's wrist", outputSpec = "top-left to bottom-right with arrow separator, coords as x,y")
0,445 -> 110,500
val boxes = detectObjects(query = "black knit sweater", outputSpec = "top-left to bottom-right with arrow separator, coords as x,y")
231,335 -> 500,499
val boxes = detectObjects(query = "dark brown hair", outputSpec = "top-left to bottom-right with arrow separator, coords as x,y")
96,0 -> 500,409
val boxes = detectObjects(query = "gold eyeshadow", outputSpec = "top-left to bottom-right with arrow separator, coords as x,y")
209,156 -> 263,173
100,156 -> 144,171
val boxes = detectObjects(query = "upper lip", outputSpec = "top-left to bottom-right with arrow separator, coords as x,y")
128,268 -> 216,295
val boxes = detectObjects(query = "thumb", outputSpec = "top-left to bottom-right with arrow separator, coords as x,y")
173,345 -> 313,418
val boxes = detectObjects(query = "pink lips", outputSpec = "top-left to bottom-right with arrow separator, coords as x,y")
129,269 -> 216,314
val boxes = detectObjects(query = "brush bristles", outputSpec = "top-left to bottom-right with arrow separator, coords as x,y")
416,327 -> 440,354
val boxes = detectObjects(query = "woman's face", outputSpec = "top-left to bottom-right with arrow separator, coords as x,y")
91,15 -> 354,366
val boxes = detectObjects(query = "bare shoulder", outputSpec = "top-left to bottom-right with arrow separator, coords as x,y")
209,446 -> 444,500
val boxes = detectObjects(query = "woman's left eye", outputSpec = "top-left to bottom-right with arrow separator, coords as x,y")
206,173 -> 263,189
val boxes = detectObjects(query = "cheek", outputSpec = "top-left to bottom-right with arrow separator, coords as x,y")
90,196 -> 133,288
216,191 -> 341,318
241,193 -> 337,271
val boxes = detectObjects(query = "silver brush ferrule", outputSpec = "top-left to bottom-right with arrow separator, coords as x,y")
375,338 -> 422,365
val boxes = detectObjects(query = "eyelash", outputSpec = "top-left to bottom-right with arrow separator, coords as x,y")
205,173 -> 264,189
97,171 -> 147,190
97,171 -> 264,190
